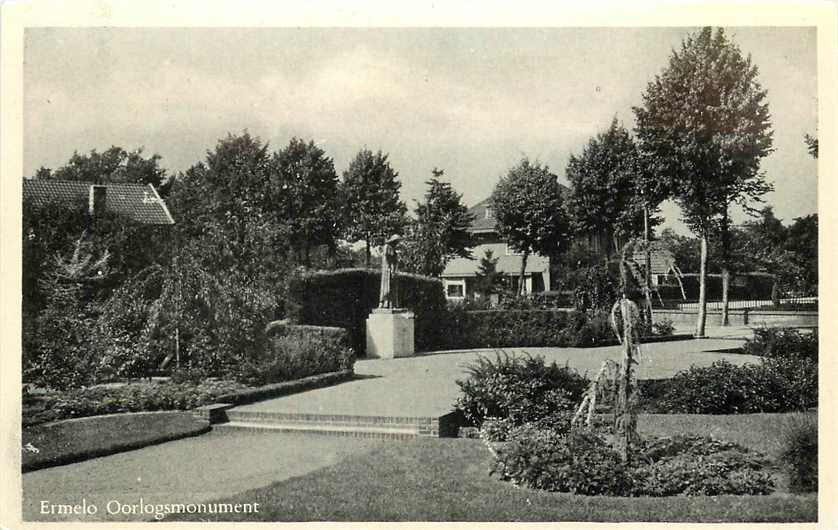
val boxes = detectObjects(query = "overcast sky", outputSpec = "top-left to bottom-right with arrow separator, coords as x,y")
24,27 -> 817,233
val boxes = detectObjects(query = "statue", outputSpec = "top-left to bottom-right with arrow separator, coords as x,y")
378,235 -> 401,309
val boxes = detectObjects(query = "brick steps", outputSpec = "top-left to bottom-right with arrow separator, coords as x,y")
214,409 -> 462,439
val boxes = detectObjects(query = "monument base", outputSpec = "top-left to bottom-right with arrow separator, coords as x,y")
366,308 -> 415,359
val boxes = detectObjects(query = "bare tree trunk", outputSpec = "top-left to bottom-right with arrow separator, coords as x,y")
365,240 -> 371,268
518,251 -> 529,296
643,205 -> 654,330
720,206 -> 731,327
696,234 -> 708,337
721,267 -> 730,326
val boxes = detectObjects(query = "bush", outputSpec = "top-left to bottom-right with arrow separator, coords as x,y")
650,356 -> 817,414
23,380 -> 247,426
455,352 -> 588,426
652,318 -> 675,336
286,268 -> 446,355
779,413 -> 818,493
743,327 -> 818,361
491,427 -> 635,495
236,324 -> 354,386
490,428 -> 775,497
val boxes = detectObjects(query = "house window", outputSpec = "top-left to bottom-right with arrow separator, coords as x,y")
485,207 -> 493,219
446,284 -> 464,298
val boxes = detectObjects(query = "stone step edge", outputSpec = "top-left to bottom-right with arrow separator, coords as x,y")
217,421 -> 424,437
225,411 -> 441,426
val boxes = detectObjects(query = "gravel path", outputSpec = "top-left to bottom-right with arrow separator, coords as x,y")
23,428 -> 382,523
236,338 -> 757,417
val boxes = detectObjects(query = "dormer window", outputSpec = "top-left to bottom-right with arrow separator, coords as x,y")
485,207 -> 493,219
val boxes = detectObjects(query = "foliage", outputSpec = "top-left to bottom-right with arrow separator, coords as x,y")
32,145 -> 168,190
399,169 -> 474,277
490,158 -> 570,293
779,413 -> 818,492
650,357 -> 817,414
270,137 -> 342,263
491,427 -> 636,495
572,264 -> 620,312
634,27 -> 774,334
23,379 -> 247,426
236,325 -> 355,386
285,268 -> 447,355
565,118 -> 664,254
742,327 -> 818,361
491,425 -> 774,497
25,237 -> 113,390
804,133 -> 818,159
472,249 -> 506,297
454,352 -> 588,426
340,149 -> 408,266
652,318 -> 675,336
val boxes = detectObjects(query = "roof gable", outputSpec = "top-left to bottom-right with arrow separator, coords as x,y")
22,179 -> 174,225
467,183 -> 570,233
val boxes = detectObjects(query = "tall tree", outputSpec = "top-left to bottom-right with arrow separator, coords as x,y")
491,158 -> 570,295
400,169 -> 474,277
37,146 -> 168,191
566,118 -> 662,256
271,138 -> 341,266
340,149 -> 408,267
634,27 -> 774,336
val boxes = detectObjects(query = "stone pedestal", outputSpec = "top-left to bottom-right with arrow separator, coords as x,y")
366,308 -> 415,359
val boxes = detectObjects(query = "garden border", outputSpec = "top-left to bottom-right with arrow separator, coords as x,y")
22,411 -> 210,473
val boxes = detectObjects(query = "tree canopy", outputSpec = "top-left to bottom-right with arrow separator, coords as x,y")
32,146 -> 168,191
565,118 -> 663,254
491,158 -> 570,294
399,169 -> 474,277
340,149 -> 408,266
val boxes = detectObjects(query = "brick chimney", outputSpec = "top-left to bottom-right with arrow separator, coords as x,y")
89,185 -> 107,216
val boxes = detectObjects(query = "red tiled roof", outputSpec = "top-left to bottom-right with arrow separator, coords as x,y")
22,179 -> 174,225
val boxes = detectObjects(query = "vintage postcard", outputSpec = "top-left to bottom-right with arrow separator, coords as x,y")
1,1 -> 836,528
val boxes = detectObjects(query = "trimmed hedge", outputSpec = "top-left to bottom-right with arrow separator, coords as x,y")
235,322 -> 355,386
286,268 -> 446,355
657,273 -> 774,303
441,309 -> 575,349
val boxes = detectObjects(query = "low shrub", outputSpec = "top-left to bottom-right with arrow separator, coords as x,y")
441,308 -> 575,349
648,356 -> 817,414
490,428 -> 775,497
236,324 -> 354,386
779,413 -> 818,493
491,427 -> 635,495
23,380 -> 246,427
652,318 -> 675,337
455,352 -> 588,426
743,327 -> 818,361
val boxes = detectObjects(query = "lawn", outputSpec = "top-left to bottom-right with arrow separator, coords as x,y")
22,411 -> 209,471
169,412 -> 816,522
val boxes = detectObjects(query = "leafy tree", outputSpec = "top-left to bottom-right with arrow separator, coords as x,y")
634,27 -> 773,335
36,146 -> 168,192
270,138 -> 341,266
473,249 -> 506,298
490,158 -> 571,295
26,236 -> 112,389
566,118 -> 663,256
400,169 -> 474,277
340,149 -> 407,267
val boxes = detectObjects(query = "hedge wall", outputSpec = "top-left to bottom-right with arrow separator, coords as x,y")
439,309 -> 576,349
286,268 -> 447,355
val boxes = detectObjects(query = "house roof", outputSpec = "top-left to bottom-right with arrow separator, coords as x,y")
22,179 -> 175,225
441,253 -> 550,278
466,184 -> 571,234
631,242 -> 677,275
